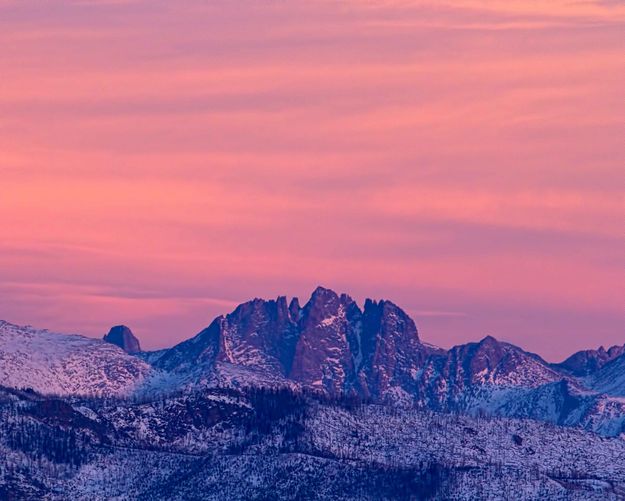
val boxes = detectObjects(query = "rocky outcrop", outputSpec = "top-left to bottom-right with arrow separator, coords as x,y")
103,325 -> 141,354
289,287 -> 360,395
152,286 -> 434,399
217,296 -> 300,375
356,299 -> 428,399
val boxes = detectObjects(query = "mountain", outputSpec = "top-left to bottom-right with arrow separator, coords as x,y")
152,286 -> 431,400
416,335 -> 569,413
103,325 -> 142,353
150,291 -> 570,411
0,320 -> 155,397
2,288 -> 625,498
553,344 -> 625,376
2,287 -> 625,436
141,287 -> 625,436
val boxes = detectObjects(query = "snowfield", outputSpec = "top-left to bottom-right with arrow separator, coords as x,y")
39,390 -> 625,500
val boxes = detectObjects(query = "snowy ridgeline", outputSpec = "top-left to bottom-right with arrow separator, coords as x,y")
2,385 -> 625,500
4,315 -> 625,441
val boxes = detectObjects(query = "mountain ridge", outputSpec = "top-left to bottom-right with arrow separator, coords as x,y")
2,286 -> 625,436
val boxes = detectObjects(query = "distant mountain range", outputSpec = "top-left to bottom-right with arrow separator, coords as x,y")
2,287 -> 625,499
2,287 -> 625,434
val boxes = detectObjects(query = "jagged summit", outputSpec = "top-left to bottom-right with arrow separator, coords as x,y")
149,287 -> 571,406
103,325 -> 142,354
479,334 -> 499,345
149,287 -> 433,399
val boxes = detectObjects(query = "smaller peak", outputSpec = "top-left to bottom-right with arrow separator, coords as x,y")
380,299 -> 403,311
364,297 -> 401,310
308,286 -> 340,304
110,324 -> 131,332
367,298 -> 408,317
289,297 -> 300,310
232,297 -> 267,315
103,325 -> 141,354
288,297 -> 301,320
363,298 -> 379,311
339,292 -> 355,305
312,285 -> 336,296
479,335 -> 500,346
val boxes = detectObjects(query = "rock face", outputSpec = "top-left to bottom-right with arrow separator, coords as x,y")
357,298 -> 428,398
103,325 -> 142,354
153,286 -> 431,399
553,345 -> 625,376
289,287 -> 359,395
217,296 -> 300,375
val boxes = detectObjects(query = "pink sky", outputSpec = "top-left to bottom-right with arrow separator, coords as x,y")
1,0 -> 623,361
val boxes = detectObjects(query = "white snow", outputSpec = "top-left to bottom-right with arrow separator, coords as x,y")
0,320 -> 157,397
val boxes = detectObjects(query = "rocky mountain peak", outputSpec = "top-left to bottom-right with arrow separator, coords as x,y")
468,336 -> 508,374
307,286 -> 340,309
288,287 -> 358,394
103,325 -> 141,354
288,297 -> 301,320
355,297 -> 426,398
150,287 -> 437,400
553,344 -> 625,376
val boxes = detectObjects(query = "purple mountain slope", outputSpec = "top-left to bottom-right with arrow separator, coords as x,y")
586,352 -> 625,397
416,335 -> 568,412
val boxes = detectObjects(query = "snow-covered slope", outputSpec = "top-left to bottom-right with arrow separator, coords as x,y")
4,385 -> 625,500
587,353 -> 625,397
0,320 -> 155,397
